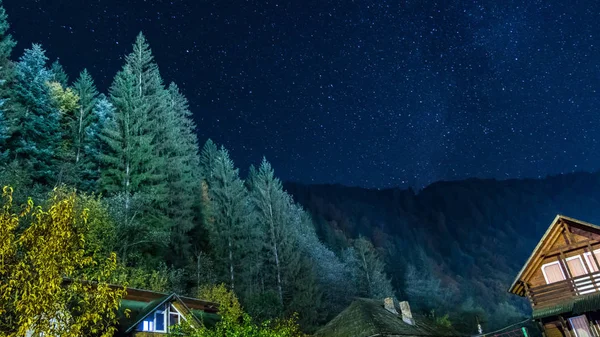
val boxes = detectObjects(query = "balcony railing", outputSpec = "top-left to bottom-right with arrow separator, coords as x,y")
528,271 -> 600,308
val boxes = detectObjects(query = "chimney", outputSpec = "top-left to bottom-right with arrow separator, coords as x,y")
400,301 -> 415,325
384,297 -> 398,315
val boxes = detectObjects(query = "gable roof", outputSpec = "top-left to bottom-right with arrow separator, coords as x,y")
508,214 -> 600,296
314,298 -> 459,337
121,293 -> 204,333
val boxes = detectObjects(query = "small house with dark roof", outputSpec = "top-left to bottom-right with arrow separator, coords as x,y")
509,215 -> 600,337
115,287 -> 219,336
314,298 -> 458,337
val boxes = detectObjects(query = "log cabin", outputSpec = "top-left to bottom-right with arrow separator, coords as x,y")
509,215 -> 600,337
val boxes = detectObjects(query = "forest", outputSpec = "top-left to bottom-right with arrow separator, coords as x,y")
1,0 -> 597,334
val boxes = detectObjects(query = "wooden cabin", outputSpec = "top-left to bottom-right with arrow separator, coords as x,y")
509,215 -> 600,337
116,287 -> 220,336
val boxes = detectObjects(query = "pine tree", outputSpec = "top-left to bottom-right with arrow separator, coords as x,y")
100,33 -> 167,207
6,44 -> 60,184
72,69 -> 99,165
0,0 -> 15,164
84,94 -> 113,190
202,145 -> 249,290
50,59 -> 69,87
346,236 -> 394,299
163,83 -> 201,262
248,158 -> 289,307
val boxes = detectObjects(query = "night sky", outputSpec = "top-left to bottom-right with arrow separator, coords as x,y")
5,0 -> 599,188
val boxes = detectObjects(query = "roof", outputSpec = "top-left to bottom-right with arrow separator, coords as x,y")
116,287 -> 220,333
313,298 -> 459,337
508,215 -> 600,296
532,292 -> 600,319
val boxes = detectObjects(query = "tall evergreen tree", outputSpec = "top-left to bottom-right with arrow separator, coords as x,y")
202,145 -> 250,291
72,69 -> 99,165
0,0 -> 15,164
249,158 -> 289,307
6,44 -> 59,184
50,59 -> 69,87
100,33 -> 167,208
345,236 -> 394,299
85,94 -> 113,190
163,83 -> 201,262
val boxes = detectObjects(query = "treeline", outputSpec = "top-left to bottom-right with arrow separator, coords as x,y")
0,2 -> 394,331
285,172 -> 600,332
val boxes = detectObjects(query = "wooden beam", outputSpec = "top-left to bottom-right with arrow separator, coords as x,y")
559,316 -> 573,337
563,220 -> 576,245
544,239 -> 599,258
522,227 -> 565,284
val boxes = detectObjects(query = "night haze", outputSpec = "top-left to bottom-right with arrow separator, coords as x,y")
5,0 -> 599,188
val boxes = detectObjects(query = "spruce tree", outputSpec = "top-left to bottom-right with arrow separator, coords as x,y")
84,94 -> 113,190
202,145 -> 249,291
0,0 -> 15,164
6,44 -> 59,184
100,33 -> 167,206
72,69 -> 99,165
346,236 -> 394,299
248,158 -> 289,307
163,83 -> 201,262
50,59 -> 69,87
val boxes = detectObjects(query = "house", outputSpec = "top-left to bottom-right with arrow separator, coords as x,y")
115,286 -> 220,336
313,297 -> 458,337
509,215 -> 600,337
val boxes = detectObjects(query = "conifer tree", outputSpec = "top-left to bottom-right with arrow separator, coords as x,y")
6,44 -> 59,184
50,59 -> 69,87
163,83 -> 201,262
202,145 -> 249,291
346,236 -> 394,299
100,34 -> 167,208
84,94 -> 113,190
0,0 -> 15,164
249,158 -> 289,307
72,69 -> 99,165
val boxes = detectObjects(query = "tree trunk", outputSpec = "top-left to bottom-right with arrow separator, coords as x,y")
268,202 -> 284,306
75,106 -> 83,163
229,236 -> 235,290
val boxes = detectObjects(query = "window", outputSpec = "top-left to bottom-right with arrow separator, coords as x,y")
584,250 -> 600,272
569,315 -> 593,337
542,261 -> 566,284
169,304 -> 187,327
137,307 -> 167,332
566,256 -> 589,277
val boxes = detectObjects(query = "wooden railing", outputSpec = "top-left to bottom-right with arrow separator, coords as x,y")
528,271 -> 600,308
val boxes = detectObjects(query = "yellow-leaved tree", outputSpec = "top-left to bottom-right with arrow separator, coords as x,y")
0,186 -> 127,337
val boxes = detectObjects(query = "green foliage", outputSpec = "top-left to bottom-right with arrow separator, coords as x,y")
346,236 -> 394,299
51,59 -> 69,87
0,186 -> 126,337
72,69 -> 100,190
202,144 -> 251,290
174,284 -> 307,337
7,44 -> 60,184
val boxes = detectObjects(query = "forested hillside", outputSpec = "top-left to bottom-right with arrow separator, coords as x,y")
285,171 -> 600,331
1,0 -> 596,334
0,2 -> 394,333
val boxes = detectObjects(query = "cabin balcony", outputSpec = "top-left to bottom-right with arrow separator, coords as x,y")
527,271 -> 600,309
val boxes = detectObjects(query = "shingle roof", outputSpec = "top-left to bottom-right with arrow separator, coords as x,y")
314,298 -> 459,337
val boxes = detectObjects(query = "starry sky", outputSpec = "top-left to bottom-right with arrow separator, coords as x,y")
5,0 -> 600,188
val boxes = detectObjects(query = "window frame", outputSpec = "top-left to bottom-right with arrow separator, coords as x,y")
542,260 -> 567,284
584,249 -> 600,272
565,255 -> 589,277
